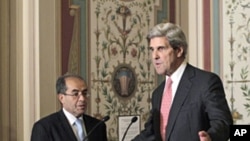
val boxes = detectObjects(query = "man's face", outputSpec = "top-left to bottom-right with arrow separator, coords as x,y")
58,77 -> 88,117
149,36 -> 183,76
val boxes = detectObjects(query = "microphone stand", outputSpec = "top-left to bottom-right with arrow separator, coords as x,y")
121,116 -> 138,141
82,116 -> 110,141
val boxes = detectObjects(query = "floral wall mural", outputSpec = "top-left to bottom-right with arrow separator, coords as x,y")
223,0 -> 250,124
87,0 -> 167,140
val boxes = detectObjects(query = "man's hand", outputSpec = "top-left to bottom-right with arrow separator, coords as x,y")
198,131 -> 211,141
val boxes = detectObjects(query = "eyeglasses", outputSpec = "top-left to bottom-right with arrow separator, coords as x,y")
63,90 -> 90,98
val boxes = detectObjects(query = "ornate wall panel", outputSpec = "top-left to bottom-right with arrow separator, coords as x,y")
87,0 -> 167,140
64,0 -> 168,140
222,0 -> 250,124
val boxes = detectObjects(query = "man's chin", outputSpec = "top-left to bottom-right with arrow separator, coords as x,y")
156,70 -> 165,75
77,109 -> 85,114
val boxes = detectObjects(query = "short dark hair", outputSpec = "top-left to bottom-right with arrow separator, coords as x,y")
56,73 -> 85,94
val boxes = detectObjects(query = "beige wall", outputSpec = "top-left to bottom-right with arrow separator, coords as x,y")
176,0 -> 204,68
0,0 -> 61,141
0,0 -> 11,140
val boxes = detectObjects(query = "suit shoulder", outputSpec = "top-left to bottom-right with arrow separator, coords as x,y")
33,111 -> 62,127
83,114 -> 107,129
84,114 -> 102,123
187,64 -> 221,79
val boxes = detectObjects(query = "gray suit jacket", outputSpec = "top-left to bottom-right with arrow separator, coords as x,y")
133,64 -> 233,141
31,110 -> 107,141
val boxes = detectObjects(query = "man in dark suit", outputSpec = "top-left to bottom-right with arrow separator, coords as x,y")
132,22 -> 233,141
31,74 -> 107,141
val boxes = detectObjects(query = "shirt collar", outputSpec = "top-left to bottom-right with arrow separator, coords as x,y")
167,61 -> 187,82
63,108 -> 83,125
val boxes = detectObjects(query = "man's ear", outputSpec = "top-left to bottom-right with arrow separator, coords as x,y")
58,94 -> 64,103
176,47 -> 184,57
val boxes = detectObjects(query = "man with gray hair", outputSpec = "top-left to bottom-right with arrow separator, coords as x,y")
133,22 -> 232,141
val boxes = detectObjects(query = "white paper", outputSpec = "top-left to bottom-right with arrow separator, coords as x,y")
118,115 -> 140,141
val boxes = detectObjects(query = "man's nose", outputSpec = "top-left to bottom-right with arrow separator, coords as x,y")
152,51 -> 159,59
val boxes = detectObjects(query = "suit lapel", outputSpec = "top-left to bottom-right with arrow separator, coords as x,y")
166,64 -> 194,140
152,81 -> 166,140
59,110 -> 78,141
83,115 -> 91,133
83,115 -> 97,141
155,82 -> 165,109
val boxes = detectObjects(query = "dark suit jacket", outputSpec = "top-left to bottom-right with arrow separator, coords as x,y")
31,110 -> 107,141
133,64 -> 233,141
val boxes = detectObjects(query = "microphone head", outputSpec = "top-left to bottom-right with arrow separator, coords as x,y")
102,115 -> 110,122
131,116 -> 138,123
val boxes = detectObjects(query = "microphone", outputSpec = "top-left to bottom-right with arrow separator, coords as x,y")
121,116 -> 138,141
83,115 -> 110,141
